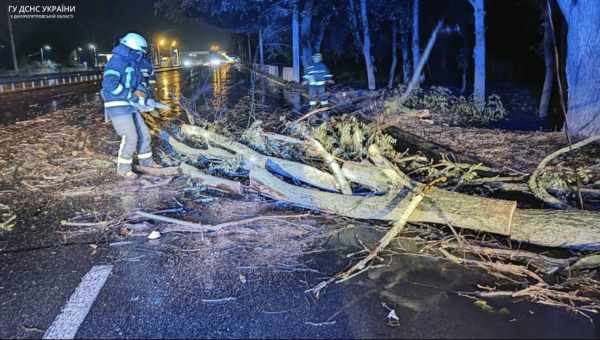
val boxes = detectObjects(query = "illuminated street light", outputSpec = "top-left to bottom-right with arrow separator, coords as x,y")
75,47 -> 83,63
88,44 -> 97,67
157,39 -> 166,61
171,40 -> 177,47
40,45 -> 51,63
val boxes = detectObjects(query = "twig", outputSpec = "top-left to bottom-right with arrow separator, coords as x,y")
528,134 -> 600,209
138,212 -> 310,234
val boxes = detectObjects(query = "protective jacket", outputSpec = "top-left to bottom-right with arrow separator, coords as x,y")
101,44 -> 145,117
139,56 -> 156,97
303,62 -> 332,86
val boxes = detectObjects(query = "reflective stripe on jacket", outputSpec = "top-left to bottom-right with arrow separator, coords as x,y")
303,62 -> 332,85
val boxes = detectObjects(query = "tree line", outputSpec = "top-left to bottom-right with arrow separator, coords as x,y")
155,0 -> 600,137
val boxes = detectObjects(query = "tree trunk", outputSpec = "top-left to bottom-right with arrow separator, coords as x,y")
460,24 -> 470,95
411,0 -> 421,84
300,0 -> 314,69
171,125 -> 600,250
292,1 -> 301,82
7,11 -> 18,73
314,14 -> 331,52
388,22 -> 399,89
557,0 -> 600,137
247,34 -> 252,65
348,0 -> 363,53
360,0 -> 376,90
259,27 -> 264,66
400,2 -> 412,84
472,0 -> 486,110
538,11 -> 553,119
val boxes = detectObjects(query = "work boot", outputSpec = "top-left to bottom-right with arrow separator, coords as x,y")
138,158 -> 161,168
117,164 -> 138,180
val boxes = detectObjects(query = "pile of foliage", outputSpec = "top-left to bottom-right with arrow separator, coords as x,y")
384,86 -> 508,126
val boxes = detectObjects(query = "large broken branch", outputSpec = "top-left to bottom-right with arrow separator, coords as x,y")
166,126 -> 600,250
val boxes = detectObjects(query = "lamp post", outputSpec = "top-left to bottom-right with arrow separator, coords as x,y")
88,44 -> 97,67
171,40 -> 178,66
75,47 -> 82,63
40,45 -> 51,63
157,39 -> 165,65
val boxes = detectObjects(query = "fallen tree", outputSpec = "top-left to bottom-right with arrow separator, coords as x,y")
156,123 -> 600,250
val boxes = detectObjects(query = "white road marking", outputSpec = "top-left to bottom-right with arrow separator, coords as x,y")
43,265 -> 113,339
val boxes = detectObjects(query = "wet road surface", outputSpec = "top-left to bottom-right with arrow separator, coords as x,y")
0,66 -> 598,339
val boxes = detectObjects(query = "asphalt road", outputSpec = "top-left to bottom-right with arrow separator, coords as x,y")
2,230 -> 598,339
0,67 -> 599,339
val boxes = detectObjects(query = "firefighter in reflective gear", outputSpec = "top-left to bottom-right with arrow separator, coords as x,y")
303,53 -> 333,108
101,32 -> 160,178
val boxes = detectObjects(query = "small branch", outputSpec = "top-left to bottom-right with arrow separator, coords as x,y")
139,212 -> 310,234
304,135 -> 353,195
528,134 -> 600,209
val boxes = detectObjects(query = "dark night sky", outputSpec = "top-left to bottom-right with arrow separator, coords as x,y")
0,0 -> 231,67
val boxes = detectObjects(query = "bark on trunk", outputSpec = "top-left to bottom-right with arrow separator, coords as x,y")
400,2 -> 411,84
314,14 -> 331,52
7,12 -> 18,73
300,0 -> 314,69
360,0 -> 376,90
348,0 -> 363,53
472,0 -> 486,110
259,27 -> 264,66
411,0 -> 421,84
557,0 -> 600,137
388,22 -> 399,89
292,1 -> 301,82
538,11 -> 554,119
460,24 -> 470,95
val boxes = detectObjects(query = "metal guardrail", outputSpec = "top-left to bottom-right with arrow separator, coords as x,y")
0,66 -> 183,95
0,70 -> 102,94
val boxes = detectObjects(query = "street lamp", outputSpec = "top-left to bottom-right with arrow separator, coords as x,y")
75,47 -> 83,63
156,39 -> 166,66
171,41 -> 179,66
40,45 -> 51,64
88,44 -> 97,67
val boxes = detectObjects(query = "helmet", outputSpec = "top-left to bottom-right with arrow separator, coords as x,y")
312,53 -> 322,62
120,33 -> 148,53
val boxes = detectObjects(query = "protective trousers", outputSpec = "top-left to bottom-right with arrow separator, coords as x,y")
110,111 -> 153,174
308,85 -> 327,107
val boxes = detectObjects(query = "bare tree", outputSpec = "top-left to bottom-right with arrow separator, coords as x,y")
469,0 -> 486,110
538,8 -> 553,119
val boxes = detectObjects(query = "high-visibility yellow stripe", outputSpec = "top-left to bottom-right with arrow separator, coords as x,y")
117,136 -> 132,164
138,152 -> 152,159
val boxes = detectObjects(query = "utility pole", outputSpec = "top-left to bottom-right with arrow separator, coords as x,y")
7,9 -> 19,73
